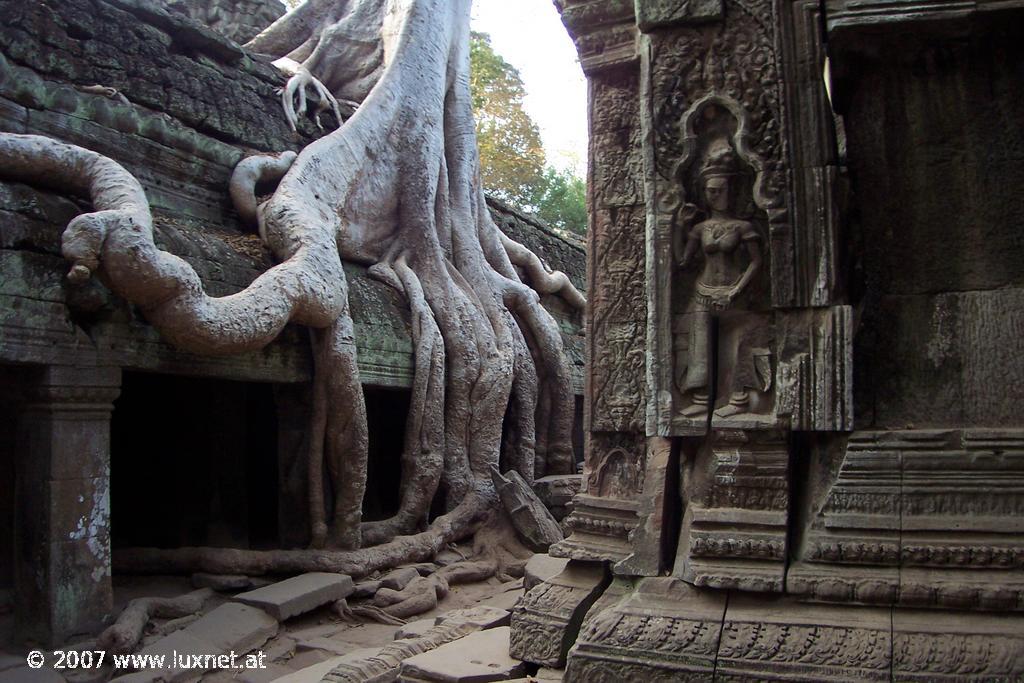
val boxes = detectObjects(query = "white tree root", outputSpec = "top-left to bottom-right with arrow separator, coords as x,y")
500,232 -> 586,311
97,588 -> 214,654
2,0 -> 587,582
229,150 -> 297,232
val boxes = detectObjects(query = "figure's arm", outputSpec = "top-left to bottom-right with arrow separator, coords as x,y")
673,203 -> 701,267
679,230 -> 701,268
730,229 -> 762,296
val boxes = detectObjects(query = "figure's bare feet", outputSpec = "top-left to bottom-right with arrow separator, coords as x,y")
713,391 -> 750,419
681,399 -> 709,418
713,403 -> 746,418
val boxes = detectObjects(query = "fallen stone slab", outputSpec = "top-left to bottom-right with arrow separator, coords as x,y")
286,623 -> 343,642
295,637 -> 367,656
525,554 -> 570,591
234,572 -> 354,621
116,603 -> 278,682
236,662 -> 293,683
380,566 -> 420,591
396,618 -> 436,640
323,606 -> 513,682
435,605 -> 510,630
536,667 -> 564,681
399,626 -> 526,682
492,467 -> 564,552
275,647 -> 381,683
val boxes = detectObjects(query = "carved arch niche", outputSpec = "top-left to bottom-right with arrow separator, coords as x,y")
648,94 -> 777,435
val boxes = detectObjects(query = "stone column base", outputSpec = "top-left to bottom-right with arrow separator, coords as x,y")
509,560 -> 607,668
566,577 -> 1024,681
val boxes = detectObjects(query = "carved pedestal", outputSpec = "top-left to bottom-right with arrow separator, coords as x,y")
566,578 -> 724,682
566,578 -> 1024,681
14,365 -> 120,646
790,429 -> 1024,610
509,561 -> 607,668
674,430 -> 789,592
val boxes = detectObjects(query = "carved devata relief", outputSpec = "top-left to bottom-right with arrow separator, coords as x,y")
670,97 -> 774,426
645,0 -> 788,435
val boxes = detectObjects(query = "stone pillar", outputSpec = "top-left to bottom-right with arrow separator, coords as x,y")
14,365 -> 121,646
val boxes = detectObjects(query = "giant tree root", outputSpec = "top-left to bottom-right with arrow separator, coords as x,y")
97,588 -> 215,654
114,494 -> 492,579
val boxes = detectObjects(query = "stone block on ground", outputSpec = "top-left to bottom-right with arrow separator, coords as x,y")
399,626 -> 525,682
352,579 -> 382,598
492,467 -> 564,552
276,648 -> 382,683
536,667 -> 564,681
234,572 -> 353,621
396,618 -> 437,640
480,586 -> 524,612
295,637 -> 367,656
236,662 -> 293,683
525,554 -> 570,591
273,655 -> 346,683
120,603 -> 277,681
435,605 -> 510,630
510,561 -> 607,668
380,566 -> 420,591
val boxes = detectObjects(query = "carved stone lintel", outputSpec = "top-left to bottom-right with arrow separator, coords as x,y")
634,0 -> 724,32
558,1 -> 639,75
509,560 -> 608,668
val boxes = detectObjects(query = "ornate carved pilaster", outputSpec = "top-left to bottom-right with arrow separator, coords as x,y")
14,365 -> 121,646
552,433 -> 644,564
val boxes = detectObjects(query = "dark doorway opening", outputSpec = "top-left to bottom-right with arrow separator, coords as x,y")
362,386 -> 410,522
110,372 -> 279,550
0,366 -> 18,610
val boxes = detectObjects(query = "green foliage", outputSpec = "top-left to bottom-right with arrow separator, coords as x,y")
469,32 -> 548,208
469,32 -> 586,233
531,166 -> 587,236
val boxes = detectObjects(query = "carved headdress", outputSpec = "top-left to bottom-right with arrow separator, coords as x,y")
699,145 -> 741,182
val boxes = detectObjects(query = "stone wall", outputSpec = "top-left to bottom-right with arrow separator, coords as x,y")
162,0 -> 286,44
509,1 -> 1024,679
843,23 -> 1024,429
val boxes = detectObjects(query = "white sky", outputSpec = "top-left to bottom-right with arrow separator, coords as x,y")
470,0 -> 588,177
